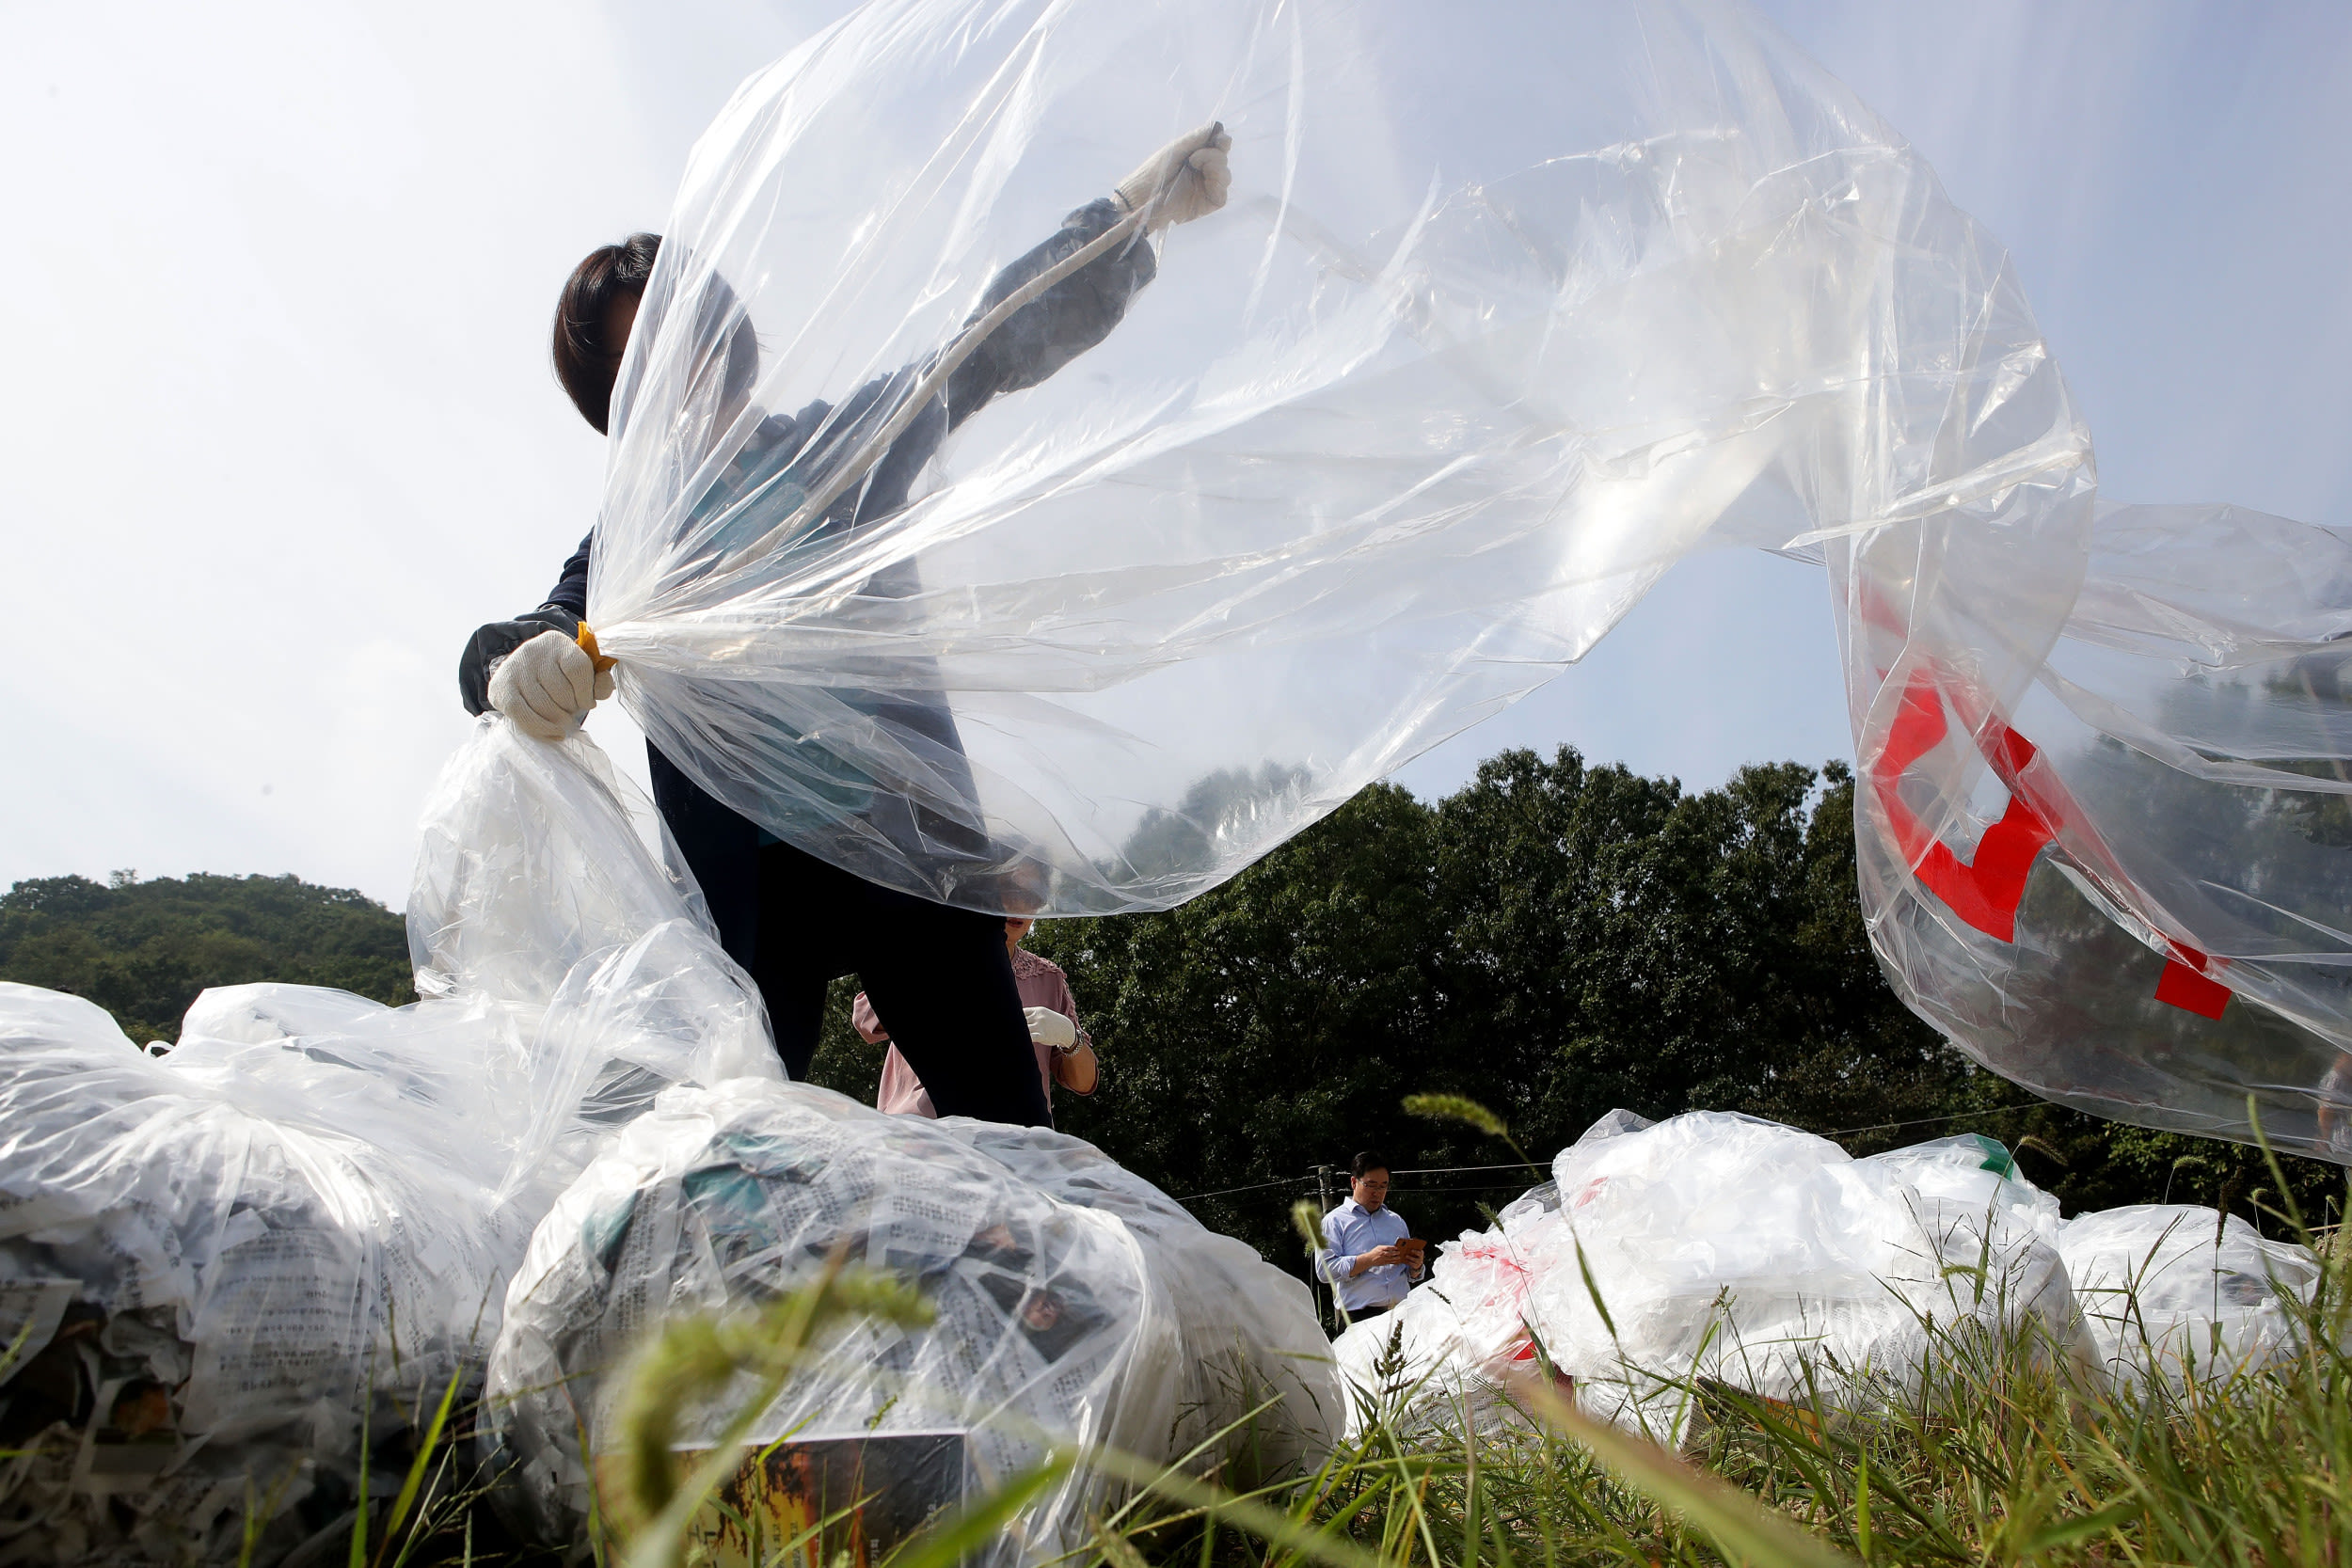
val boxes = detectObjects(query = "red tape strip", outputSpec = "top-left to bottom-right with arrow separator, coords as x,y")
1868,668 -> 2233,1016
1871,672 -> 2054,943
1911,795 -> 2055,944
2154,950 -> 2232,1020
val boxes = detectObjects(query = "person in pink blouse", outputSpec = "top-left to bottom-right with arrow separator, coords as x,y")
854,917 -> 1100,1121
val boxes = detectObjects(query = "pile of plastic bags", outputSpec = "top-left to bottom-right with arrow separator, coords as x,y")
0,981 -> 540,1564
1335,1112 -> 2327,1442
1,718 -> 1333,1564
486,1081 -> 1335,1560
0,726 -> 782,1562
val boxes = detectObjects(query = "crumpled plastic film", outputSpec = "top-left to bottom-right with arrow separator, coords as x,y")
1849,501 -> 2352,1160
409,720 -> 715,1011
1336,1112 -> 2087,1443
583,0 -> 2084,914
484,1080 -> 1337,1560
1330,1180 -> 1570,1441
0,982 -> 526,1563
0,725 -> 780,1563
2057,1204 -> 2319,1388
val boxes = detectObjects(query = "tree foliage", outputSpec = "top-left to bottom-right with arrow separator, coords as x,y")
0,871 -> 412,1042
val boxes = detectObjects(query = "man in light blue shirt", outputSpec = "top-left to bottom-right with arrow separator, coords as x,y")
1316,1151 -> 1425,1319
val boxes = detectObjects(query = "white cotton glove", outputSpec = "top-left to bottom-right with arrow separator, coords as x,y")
1114,121 -> 1232,232
1024,1006 -> 1077,1053
488,628 -> 612,740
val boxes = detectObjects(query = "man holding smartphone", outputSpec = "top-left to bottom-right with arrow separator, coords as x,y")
1316,1150 -> 1426,1322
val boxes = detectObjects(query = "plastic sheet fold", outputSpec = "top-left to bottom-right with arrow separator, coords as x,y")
1850,501 -> 2352,1159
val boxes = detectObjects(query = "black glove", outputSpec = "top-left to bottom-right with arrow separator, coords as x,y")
457,607 -> 580,717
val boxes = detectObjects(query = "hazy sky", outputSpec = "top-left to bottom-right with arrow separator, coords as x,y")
6,1 -> 2348,909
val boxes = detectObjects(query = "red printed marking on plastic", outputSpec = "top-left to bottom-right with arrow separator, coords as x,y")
2155,948 -> 2232,1020
1871,669 -> 2235,1018
1871,672 -> 2056,942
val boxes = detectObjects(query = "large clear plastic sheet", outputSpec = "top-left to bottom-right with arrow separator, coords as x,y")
580,0 -> 2352,1159
485,1080 -> 1337,1560
584,0 -> 2083,916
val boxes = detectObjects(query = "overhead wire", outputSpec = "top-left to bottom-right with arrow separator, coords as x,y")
1168,1112 -> 2060,1204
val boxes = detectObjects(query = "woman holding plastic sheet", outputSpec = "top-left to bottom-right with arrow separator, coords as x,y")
454,127 -> 1232,1127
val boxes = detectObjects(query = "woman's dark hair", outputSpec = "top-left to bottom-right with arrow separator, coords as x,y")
1349,1151 -> 1389,1180
552,232 -> 661,435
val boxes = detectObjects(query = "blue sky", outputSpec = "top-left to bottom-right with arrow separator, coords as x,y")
4,1 -> 2347,906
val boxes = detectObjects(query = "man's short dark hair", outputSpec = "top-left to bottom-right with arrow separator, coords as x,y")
1349,1151 -> 1389,1180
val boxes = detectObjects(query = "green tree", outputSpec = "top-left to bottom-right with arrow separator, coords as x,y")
1427,751 -> 1968,1158
1029,751 -> 1990,1262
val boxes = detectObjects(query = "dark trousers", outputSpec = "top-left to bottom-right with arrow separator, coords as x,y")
647,745 -> 1049,1127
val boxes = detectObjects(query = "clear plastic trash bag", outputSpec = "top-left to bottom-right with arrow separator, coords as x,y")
0,981 -> 529,1563
1538,1114 -> 2080,1433
1337,1112 -> 2085,1442
484,1079 -> 1337,1560
0,725 -> 778,1563
2057,1204 -> 2321,1389
583,0 -> 2078,917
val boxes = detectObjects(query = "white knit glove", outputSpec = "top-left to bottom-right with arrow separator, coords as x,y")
1024,1006 -> 1077,1053
1114,122 -> 1232,232
488,629 -> 612,740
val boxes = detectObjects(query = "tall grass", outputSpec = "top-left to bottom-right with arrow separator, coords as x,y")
1082,1214 -> 2352,1567
355,1158 -> 2352,1568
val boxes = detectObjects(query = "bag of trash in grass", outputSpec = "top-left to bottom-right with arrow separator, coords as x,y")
1536,1114 -> 2079,1434
0,726 -> 780,1564
1329,1180 -> 1570,1441
939,1117 -> 1339,1462
1338,1112 -> 2082,1442
483,1079 -> 1336,1561
0,982 -> 530,1564
2058,1204 -> 2321,1388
